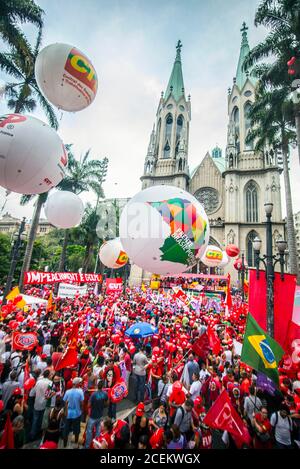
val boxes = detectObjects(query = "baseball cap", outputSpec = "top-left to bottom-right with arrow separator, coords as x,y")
136,402 -> 145,417
13,387 -> 23,396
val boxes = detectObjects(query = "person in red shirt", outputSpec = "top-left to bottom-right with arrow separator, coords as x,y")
222,369 -> 235,390
252,407 -> 272,449
93,417 -> 115,449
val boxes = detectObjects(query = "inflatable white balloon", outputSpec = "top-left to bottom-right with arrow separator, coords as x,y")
219,251 -> 230,268
35,43 -> 98,112
99,238 -> 128,269
44,191 -> 84,229
0,114 -> 67,194
119,185 -> 209,275
201,245 -> 224,267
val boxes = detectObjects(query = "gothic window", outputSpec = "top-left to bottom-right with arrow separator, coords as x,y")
247,230 -> 259,267
244,102 -> 253,150
156,118 -> 161,155
175,115 -> 184,157
163,141 -> 170,158
232,106 -> 240,153
176,115 -> 183,138
195,187 -> 220,215
245,181 -> 258,222
165,113 -> 173,140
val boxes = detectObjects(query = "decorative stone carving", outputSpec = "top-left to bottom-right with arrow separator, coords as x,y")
227,229 -> 235,244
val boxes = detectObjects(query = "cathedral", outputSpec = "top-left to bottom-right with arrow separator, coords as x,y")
130,23 -> 285,284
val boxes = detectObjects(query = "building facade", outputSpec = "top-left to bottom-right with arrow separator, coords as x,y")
130,25 -> 285,285
294,211 -> 300,269
0,212 -> 54,237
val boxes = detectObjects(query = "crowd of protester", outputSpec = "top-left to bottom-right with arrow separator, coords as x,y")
0,284 -> 299,450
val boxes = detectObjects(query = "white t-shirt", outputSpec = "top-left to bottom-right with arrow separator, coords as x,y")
223,350 -> 232,364
42,344 -> 52,357
199,369 -> 210,383
189,380 -> 202,401
270,412 -> 292,446
33,377 -> 52,411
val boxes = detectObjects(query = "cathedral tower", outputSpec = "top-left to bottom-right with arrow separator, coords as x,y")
141,41 -> 191,190
224,22 -> 285,271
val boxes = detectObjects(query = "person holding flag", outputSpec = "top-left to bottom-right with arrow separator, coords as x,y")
241,313 -> 284,387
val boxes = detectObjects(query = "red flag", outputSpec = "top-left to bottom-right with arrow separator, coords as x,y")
226,274 -> 232,310
207,326 -> 221,355
192,333 -> 210,359
54,321 -> 79,371
0,414 -> 14,449
282,320 -> 300,371
203,390 -> 251,447
12,332 -> 38,351
249,269 -> 296,348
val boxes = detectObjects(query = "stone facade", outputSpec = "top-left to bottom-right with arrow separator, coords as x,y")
129,26 -> 285,285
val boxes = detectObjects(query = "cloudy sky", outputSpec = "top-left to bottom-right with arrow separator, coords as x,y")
0,0 -> 299,220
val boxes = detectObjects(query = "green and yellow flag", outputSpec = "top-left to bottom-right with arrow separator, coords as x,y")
241,313 -> 284,386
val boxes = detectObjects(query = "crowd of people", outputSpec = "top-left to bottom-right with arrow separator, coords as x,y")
0,283 -> 299,450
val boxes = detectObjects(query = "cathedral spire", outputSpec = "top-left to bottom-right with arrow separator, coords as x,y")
235,22 -> 250,90
165,40 -> 185,101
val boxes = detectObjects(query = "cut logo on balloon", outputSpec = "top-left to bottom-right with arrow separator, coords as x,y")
64,48 -> 97,93
148,197 -> 208,266
115,250 -> 128,267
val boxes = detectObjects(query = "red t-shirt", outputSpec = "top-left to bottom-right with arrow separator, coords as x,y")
124,353 -> 132,372
94,431 -> 114,449
254,413 -> 272,433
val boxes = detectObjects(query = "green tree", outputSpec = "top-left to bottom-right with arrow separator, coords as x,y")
0,27 -> 58,126
57,147 -> 108,272
246,84 -> 299,278
0,233 -> 12,285
244,0 -> 300,164
0,0 -> 43,50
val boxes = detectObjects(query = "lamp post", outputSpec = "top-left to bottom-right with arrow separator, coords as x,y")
2,217 -> 27,305
252,203 -> 287,337
240,252 -> 246,302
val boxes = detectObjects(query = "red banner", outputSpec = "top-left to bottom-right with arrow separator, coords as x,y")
192,333 -> 210,359
249,269 -> 296,348
106,278 -> 123,293
12,332 -> 38,351
203,390 -> 251,447
24,271 -> 102,285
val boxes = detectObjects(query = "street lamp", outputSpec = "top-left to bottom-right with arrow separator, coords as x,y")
240,252 -> 247,302
252,203 -> 287,337
2,218 -> 27,305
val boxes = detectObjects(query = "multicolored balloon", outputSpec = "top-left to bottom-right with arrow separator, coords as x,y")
0,114 -> 67,194
44,191 -> 84,229
99,238 -> 128,269
119,185 -> 209,275
35,43 -> 98,112
201,245 -> 223,267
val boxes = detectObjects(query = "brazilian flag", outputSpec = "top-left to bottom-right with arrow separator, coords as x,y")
241,313 -> 284,386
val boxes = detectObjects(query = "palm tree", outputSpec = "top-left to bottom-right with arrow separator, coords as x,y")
57,147 -> 108,272
79,204 -> 102,273
18,148 -> 108,287
244,0 -> 300,164
0,27 -> 58,128
0,0 -> 43,50
246,84 -> 299,279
